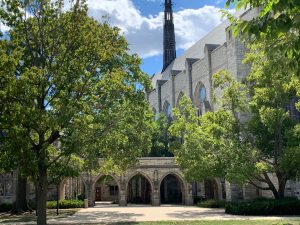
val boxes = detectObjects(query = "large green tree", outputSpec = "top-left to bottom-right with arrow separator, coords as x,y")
0,0 -> 152,224
147,113 -> 174,157
224,0 -> 300,106
170,65 -> 300,199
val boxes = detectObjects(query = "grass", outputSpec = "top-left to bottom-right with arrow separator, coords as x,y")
0,208 -> 79,224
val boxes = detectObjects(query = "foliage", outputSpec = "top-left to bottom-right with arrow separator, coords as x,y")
0,0 -> 152,224
76,193 -> 85,201
0,203 -> 12,212
147,113 -> 174,157
169,78 -> 250,182
223,0 -> 300,108
47,200 -> 84,209
170,67 -> 300,198
197,199 -> 226,208
225,198 -> 300,215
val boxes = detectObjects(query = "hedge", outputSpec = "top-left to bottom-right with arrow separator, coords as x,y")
47,200 -> 84,209
0,203 -> 12,212
197,199 -> 226,208
225,198 -> 300,215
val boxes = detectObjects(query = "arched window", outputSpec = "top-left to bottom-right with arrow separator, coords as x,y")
163,101 -> 172,117
199,85 -> 206,102
194,82 -> 207,116
176,92 -> 184,108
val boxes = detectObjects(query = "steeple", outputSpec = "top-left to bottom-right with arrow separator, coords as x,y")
162,0 -> 176,72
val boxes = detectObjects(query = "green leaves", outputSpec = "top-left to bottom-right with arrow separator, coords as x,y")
0,0 -> 152,178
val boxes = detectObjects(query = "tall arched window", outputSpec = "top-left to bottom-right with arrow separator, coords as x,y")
176,92 -> 184,110
163,101 -> 172,117
194,82 -> 207,116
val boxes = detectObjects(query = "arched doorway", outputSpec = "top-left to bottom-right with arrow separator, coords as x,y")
160,174 -> 183,204
94,175 -> 119,203
204,179 -> 219,200
127,174 -> 151,204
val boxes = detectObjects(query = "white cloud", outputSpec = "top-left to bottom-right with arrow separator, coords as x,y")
86,0 -> 226,58
2,0 -> 228,59
0,23 -> 10,33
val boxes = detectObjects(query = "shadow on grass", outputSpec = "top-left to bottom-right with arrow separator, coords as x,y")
0,209 -> 79,224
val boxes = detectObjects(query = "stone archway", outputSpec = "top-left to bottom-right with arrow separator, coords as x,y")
127,173 -> 152,204
159,173 -> 184,204
93,175 -> 120,204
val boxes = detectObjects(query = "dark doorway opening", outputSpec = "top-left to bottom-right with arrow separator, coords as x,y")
204,179 -> 219,200
127,175 -> 151,204
160,174 -> 182,204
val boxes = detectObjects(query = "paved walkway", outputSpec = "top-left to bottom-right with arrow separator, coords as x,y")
47,203 -> 300,224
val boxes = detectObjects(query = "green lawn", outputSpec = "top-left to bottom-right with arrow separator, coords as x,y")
0,209 -> 79,224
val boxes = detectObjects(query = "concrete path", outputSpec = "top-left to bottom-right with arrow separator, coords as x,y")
47,203 -> 300,224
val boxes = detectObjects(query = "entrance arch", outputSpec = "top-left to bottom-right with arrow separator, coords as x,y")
93,175 -> 120,203
160,173 -> 183,204
127,174 -> 152,204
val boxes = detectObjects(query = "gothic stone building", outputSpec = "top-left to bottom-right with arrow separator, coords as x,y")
1,1 -> 300,207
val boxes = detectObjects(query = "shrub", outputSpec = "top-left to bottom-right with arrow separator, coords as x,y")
47,200 -> 84,209
197,199 -> 226,208
77,193 -> 85,201
225,198 -> 300,215
193,196 -> 205,205
0,203 -> 12,212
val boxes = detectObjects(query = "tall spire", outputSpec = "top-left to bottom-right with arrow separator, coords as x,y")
162,0 -> 176,72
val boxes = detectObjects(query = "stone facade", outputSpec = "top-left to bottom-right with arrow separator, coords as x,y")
1,7 -> 300,208
147,7 -> 300,203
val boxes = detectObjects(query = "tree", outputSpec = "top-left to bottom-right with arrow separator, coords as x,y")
0,0 -> 152,224
223,0 -> 300,108
147,113 -> 174,157
170,67 -> 300,199
225,0 -> 300,78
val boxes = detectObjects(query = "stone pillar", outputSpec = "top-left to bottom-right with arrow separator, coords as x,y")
152,170 -> 160,206
119,174 -> 127,206
185,58 -> 198,102
85,181 -> 94,207
204,44 -> 219,112
185,182 -> 194,205
157,80 -> 167,113
152,190 -> 160,206
119,190 -> 127,206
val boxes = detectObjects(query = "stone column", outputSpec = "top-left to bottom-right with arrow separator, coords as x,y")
185,58 -> 199,102
119,174 -> 127,206
152,170 -> 160,206
185,182 -> 194,205
85,181 -> 94,207
152,189 -> 160,206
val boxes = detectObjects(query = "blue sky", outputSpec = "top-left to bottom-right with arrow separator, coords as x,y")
0,0 -> 230,75
86,0 -> 230,76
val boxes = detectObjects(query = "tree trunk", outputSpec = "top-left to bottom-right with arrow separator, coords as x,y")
276,173 -> 287,199
265,173 -> 287,199
37,168 -> 48,225
12,170 -> 29,213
